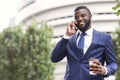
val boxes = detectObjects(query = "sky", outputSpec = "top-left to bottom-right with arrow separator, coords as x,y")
0,0 -> 18,32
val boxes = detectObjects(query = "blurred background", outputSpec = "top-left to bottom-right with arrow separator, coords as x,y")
0,0 -> 120,80
0,0 -> 18,31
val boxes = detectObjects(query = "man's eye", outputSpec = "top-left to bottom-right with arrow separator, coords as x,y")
75,16 -> 78,19
81,15 -> 85,17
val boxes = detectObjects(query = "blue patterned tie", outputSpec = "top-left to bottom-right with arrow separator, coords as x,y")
78,32 -> 86,50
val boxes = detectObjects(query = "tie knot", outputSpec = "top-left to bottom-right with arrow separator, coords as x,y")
81,32 -> 86,36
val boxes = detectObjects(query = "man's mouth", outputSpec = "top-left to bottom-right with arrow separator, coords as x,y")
79,21 -> 85,27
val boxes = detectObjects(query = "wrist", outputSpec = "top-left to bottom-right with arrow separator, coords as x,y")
103,66 -> 107,75
65,32 -> 71,36
101,66 -> 106,75
63,33 -> 71,39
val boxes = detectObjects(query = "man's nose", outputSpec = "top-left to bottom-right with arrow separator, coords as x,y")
78,16 -> 83,21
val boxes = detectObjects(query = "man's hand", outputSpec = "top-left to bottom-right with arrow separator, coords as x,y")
89,58 -> 106,75
65,21 -> 78,36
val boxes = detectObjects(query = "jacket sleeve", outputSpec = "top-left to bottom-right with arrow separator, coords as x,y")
51,38 -> 69,62
104,35 -> 118,77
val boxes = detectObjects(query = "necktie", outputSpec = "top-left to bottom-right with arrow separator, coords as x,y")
78,32 -> 86,50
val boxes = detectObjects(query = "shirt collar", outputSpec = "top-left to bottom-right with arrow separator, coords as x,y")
85,27 -> 93,36
78,27 -> 93,36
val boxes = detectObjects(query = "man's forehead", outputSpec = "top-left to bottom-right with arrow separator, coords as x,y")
74,9 -> 89,14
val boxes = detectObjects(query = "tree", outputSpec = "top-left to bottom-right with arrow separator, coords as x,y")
112,1 -> 120,80
112,0 -> 120,16
0,22 -> 54,80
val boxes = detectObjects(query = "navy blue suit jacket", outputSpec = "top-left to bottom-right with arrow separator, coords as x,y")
51,30 -> 118,80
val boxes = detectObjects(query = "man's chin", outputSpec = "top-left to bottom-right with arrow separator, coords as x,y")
78,25 -> 85,30
79,26 -> 85,28
78,25 -> 88,32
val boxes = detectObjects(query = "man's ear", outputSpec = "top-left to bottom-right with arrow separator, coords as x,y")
90,15 -> 92,18
89,15 -> 92,20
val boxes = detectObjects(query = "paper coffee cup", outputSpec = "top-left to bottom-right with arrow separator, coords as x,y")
89,60 -> 96,75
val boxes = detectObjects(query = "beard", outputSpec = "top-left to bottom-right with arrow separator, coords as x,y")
76,19 -> 91,32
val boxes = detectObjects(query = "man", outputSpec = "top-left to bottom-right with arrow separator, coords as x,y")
51,6 -> 118,80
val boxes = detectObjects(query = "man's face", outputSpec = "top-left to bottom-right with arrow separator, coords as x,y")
74,9 -> 92,32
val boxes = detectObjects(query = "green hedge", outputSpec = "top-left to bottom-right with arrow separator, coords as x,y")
0,22 -> 54,80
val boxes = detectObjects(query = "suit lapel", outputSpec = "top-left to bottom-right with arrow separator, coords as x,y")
68,30 -> 100,61
82,30 -> 99,59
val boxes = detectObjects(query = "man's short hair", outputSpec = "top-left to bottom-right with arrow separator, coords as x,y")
74,6 -> 92,15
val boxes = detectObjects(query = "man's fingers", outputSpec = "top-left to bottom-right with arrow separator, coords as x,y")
66,21 -> 78,36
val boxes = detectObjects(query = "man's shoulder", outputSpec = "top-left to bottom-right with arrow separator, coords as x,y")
93,29 -> 111,41
93,29 -> 109,36
93,30 -> 112,43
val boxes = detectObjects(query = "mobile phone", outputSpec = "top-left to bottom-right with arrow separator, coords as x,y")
74,23 -> 79,30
